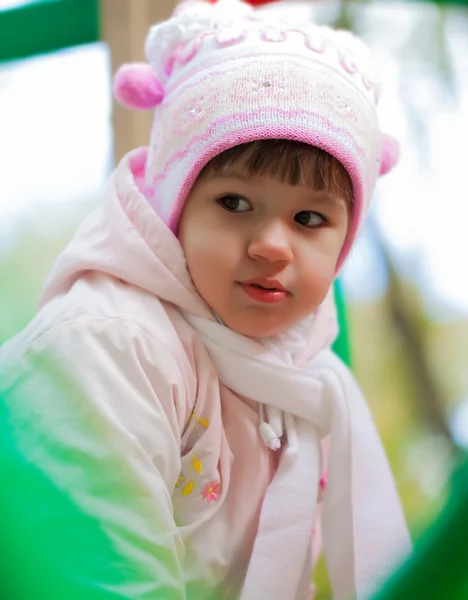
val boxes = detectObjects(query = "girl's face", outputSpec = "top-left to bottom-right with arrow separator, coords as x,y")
179,164 -> 350,338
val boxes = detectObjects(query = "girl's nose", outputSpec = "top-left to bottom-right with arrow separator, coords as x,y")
247,222 -> 294,264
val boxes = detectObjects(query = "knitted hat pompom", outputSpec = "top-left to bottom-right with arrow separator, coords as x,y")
113,63 -> 164,110
380,134 -> 400,176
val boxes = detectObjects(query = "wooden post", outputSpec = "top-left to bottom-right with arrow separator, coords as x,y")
100,0 -> 177,164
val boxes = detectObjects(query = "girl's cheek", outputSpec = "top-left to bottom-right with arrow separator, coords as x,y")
300,261 -> 335,294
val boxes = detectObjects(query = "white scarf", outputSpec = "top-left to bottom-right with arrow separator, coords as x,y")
184,313 -> 411,600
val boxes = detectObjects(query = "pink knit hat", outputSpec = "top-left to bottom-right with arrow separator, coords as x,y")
113,0 -> 399,266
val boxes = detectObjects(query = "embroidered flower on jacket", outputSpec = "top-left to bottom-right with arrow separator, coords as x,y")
201,481 -> 221,503
320,473 -> 327,491
175,411 -> 221,502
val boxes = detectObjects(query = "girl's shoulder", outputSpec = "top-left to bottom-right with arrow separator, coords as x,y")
0,272 -> 211,443
1,272 -> 200,396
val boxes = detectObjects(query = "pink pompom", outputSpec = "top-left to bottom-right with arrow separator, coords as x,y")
379,134 -> 400,176
113,63 -> 164,110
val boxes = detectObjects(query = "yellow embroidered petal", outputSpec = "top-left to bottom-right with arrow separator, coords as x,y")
198,417 -> 209,429
175,476 -> 184,488
192,458 -> 203,474
182,481 -> 194,496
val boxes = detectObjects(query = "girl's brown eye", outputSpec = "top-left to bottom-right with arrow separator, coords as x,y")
295,211 -> 326,227
218,195 -> 251,213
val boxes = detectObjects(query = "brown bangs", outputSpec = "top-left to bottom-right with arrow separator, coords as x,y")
201,139 -> 353,204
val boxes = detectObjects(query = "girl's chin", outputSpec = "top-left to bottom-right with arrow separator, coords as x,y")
221,314 -> 299,339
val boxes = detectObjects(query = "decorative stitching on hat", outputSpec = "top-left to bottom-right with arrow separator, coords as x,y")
153,59 -> 378,165
165,26 -> 380,102
164,54 -> 377,113
152,107 -> 368,187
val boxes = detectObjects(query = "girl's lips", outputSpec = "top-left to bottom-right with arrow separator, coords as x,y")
243,277 -> 287,291
239,283 -> 289,304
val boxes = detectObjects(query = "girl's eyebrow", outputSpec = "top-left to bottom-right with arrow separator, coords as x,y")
306,191 -> 348,212
208,170 -> 252,183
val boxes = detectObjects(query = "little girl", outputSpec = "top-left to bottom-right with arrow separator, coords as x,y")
0,1 -> 411,599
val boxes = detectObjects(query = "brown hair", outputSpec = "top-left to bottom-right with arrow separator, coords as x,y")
200,139 -> 353,204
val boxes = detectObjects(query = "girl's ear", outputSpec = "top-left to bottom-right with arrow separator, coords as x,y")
113,63 -> 164,110
379,134 -> 400,176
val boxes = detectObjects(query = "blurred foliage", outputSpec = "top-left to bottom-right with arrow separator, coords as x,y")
371,455 -> 468,600
0,210 -> 89,344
